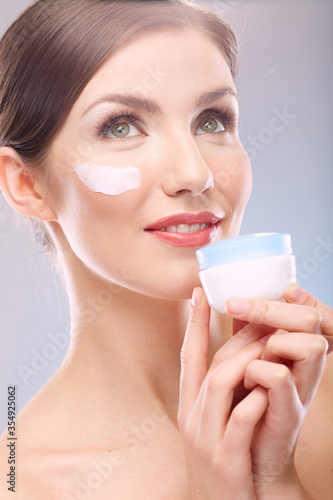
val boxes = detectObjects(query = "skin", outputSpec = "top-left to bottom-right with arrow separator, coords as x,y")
0,28 -> 332,499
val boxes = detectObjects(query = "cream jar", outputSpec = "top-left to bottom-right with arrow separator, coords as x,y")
195,233 -> 297,314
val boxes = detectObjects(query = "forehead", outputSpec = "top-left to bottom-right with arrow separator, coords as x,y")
73,28 -> 236,113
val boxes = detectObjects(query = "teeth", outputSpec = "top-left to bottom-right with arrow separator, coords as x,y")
177,224 -> 191,233
161,223 -> 211,233
189,224 -> 200,233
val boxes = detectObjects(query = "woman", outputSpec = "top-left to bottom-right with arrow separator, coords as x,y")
0,0 -> 332,498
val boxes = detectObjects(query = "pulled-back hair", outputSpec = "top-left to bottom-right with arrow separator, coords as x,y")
0,0 -> 239,252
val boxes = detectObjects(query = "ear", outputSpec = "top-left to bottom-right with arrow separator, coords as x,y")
0,147 -> 57,221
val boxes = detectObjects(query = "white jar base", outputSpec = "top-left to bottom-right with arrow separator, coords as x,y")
199,255 -> 296,314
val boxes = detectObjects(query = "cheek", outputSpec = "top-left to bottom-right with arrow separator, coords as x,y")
214,148 -> 252,208
235,152 -> 252,207
74,162 -> 142,195
51,164 -> 145,267
55,188 -> 142,287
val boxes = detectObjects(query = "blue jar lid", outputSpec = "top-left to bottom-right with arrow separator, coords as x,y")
196,233 -> 293,271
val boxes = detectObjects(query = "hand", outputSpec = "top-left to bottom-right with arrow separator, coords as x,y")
178,287 -> 327,499
284,283 -> 333,354
178,287 -> 266,499
225,290 -> 328,498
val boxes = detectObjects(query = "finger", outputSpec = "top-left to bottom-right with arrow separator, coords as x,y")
284,284 -> 333,352
209,321 -> 277,374
178,287 -> 211,430
261,332 -> 328,406
195,341 -> 264,452
225,297 -> 322,334
218,386 -> 268,468
244,359 -> 302,445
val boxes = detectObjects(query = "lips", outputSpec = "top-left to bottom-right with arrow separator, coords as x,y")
144,211 -> 224,247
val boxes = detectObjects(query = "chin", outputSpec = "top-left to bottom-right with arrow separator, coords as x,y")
138,273 -> 202,302
84,249 -> 203,301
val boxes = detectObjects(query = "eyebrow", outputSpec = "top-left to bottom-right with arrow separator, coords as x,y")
81,87 -> 238,118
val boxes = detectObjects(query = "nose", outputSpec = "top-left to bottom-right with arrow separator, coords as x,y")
161,132 -> 214,197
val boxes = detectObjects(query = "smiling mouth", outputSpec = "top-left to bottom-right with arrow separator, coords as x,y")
144,211 -> 224,247
158,222 -> 212,233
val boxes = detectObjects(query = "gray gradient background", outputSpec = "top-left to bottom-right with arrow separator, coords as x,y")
0,0 -> 332,433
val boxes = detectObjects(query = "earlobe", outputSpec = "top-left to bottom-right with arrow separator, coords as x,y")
0,146 -> 57,221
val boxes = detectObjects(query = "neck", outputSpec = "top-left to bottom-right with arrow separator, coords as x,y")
56,249 -> 231,427
61,266 -> 190,419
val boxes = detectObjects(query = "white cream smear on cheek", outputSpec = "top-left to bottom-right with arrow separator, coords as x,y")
74,162 -> 142,195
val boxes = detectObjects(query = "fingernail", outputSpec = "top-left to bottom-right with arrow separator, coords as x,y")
226,298 -> 249,315
192,288 -> 201,307
288,284 -> 307,303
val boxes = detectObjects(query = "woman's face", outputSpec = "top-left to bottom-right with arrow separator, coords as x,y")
46,28 -> 252,299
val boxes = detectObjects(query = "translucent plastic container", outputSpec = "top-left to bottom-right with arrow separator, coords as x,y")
195,233 -> 297,314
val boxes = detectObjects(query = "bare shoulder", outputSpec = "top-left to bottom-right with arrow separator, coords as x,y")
0,382 -> 39,499
0,365 -> 102,499
0,429 -> 91,500
295,352 -> 333,499
0,428 -> 49,500
0,377 -> 70,499
0,385 -> 99,500
0,374 -> 189,500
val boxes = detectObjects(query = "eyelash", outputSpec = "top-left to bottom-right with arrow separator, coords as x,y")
97,111 -> 142,138
199,107 -> 238,132
95,106 -> 238,139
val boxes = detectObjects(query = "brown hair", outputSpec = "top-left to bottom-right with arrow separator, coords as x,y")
0,0 -> 239,253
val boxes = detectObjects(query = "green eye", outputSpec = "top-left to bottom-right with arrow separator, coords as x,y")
197,117 -> 225,135
110,122 -> 130,138
106,122 -> 140,138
